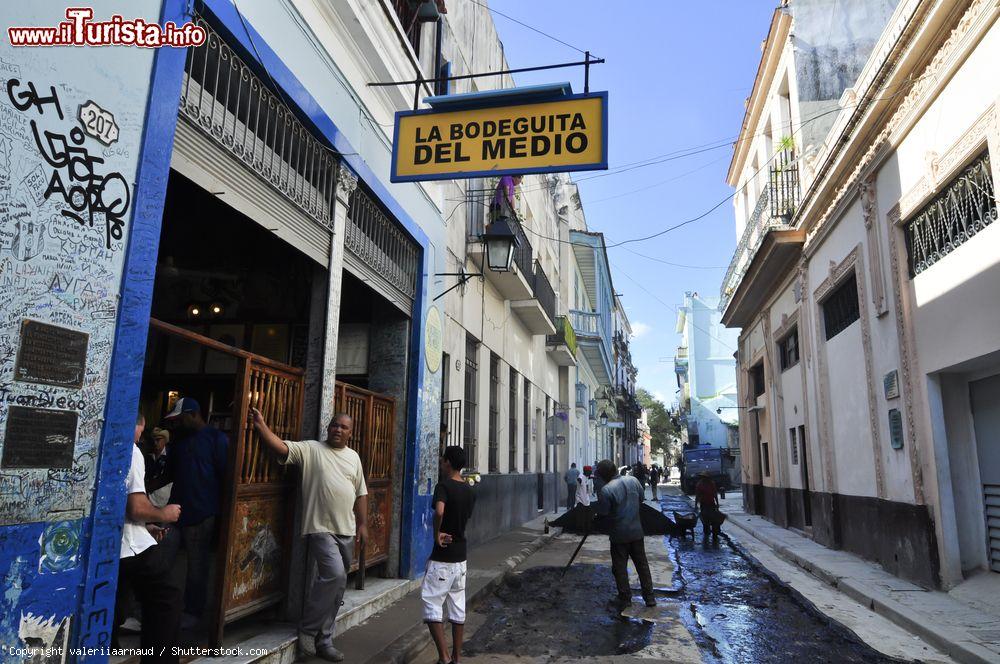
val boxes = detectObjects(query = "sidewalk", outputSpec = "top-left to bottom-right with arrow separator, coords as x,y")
719,492 -> 1000,664
322,508 -> 565,663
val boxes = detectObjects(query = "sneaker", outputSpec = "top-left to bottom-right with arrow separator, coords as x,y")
314,641 -> 345,662
644,597 -> 657,608
119,617 -> 141,633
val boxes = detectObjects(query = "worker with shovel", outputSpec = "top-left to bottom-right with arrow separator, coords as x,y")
595,459 -> 656,608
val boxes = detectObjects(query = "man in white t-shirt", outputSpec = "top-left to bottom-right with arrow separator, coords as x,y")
253,409 -> 368,663
115,412 -> 183,661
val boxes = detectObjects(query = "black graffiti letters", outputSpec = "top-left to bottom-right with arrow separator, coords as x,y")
6,78 -> 64,120
7,78 -> 130,249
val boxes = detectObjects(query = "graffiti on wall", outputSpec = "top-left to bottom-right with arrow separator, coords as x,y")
0,69 -> 142,525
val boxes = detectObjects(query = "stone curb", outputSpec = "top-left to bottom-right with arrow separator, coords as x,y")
724,512 -> 996,664
369,526 -> 563,664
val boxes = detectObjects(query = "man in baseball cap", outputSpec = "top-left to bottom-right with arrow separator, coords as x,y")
161,397 -> 229,629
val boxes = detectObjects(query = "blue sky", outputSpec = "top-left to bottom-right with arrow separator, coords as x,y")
489,0 -> 776,405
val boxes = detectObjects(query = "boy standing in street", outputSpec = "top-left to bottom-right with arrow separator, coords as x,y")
423,446 -> 476,664
252,409 -> 367,662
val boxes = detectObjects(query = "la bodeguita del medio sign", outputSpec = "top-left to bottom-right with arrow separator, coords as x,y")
391,92 -> 607,182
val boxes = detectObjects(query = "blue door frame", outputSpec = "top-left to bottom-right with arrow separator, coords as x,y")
74,6 -> 437,653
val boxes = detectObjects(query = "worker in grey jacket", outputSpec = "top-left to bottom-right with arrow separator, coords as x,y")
595,459 -> 656,608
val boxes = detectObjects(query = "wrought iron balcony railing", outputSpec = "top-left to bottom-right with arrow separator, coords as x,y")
529,260 -> 556,323
719,150 -> 800,312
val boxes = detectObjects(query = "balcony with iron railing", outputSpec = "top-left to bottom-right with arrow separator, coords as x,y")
570,309 -> 613,385
546,315 -> 578,366
466,184 -> 558,334
719,151 -> 806,327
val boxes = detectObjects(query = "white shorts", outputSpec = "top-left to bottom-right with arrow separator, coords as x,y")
420,560 -> 467,624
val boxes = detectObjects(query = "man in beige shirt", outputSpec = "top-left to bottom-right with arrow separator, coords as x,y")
252,409 -> 368,662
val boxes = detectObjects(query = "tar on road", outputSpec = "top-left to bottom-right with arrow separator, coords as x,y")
415,486 -> 905,664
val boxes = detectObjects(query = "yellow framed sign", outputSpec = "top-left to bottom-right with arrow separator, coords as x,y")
391,92 -> 608,182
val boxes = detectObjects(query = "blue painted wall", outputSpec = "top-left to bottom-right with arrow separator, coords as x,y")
0,1 -> 187,660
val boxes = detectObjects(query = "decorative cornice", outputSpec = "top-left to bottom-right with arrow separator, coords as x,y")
804,0 -> 993,247
898,103 -> 996,220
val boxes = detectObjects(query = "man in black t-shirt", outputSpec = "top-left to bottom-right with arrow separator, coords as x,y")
421,446 -> 476,664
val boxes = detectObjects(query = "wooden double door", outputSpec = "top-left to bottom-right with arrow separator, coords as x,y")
150,320 -> 396,645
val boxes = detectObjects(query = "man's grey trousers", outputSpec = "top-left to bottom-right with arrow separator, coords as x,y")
300,533 -> 354,647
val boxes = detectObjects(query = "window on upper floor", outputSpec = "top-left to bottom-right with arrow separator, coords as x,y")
905,150 -> 995,276
778,327 -> 799,371
750,363 -> 765,399
822,273 -> 860,341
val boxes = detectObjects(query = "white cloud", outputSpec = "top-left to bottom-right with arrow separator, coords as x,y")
632,322 -> 651,338
653,391 -> 668,404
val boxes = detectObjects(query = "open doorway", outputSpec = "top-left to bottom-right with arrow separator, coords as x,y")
132,171 -> 317,646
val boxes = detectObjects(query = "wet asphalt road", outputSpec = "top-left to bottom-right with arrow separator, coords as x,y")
460,486 -> 902,663
657,489 -> 900,663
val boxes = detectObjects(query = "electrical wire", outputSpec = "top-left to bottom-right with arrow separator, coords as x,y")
609,259 -> 737,352
511,72 -> 929,250
467,0 -> 592,56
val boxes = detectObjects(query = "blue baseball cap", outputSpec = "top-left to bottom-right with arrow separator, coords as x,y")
164,397 -> 200,419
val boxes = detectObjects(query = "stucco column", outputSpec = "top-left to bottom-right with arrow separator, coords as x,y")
318,163 -> 358,432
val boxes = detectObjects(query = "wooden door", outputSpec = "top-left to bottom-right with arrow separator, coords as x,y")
215,357 -> 304,636
147,320 -> 304,645
334,381 -> 395,570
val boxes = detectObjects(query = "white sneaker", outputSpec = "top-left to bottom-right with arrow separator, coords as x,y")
119,617 -> 142,633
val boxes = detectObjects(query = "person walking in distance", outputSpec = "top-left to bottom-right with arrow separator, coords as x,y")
648,464 -> 661,501
695,471 -> 723,545
252,410 -> 368,662
422,446 -> 476,664
595,460 -> 656,608
563,462 -> 581,510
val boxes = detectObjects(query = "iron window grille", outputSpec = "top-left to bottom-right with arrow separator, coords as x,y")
488,354 -> 501,473
463,336 -> 479,471
789,427 -> 799,465
778,328 -> 799,371
440,400 -> 462,456
509,368 -> 519,472
761,442 -> 771,477
523,377 -> 531,472
822,273 -> 860,341
905,151 -> 995,276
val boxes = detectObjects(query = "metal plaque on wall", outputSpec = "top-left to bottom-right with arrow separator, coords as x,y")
888,408 -> 904,450
13,319 -> 89,389
0,406 -> 78,469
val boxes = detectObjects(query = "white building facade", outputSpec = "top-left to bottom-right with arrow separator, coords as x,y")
721,0 -> 1000,589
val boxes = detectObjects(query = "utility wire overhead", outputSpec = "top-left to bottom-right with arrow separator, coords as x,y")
467,0 -> 593,56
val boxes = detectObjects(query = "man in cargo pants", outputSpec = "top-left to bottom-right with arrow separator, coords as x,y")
253,409 -> 368,662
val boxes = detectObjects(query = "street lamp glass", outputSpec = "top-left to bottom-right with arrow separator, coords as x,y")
599,410 -> 608,426
483,216 -> 519,272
